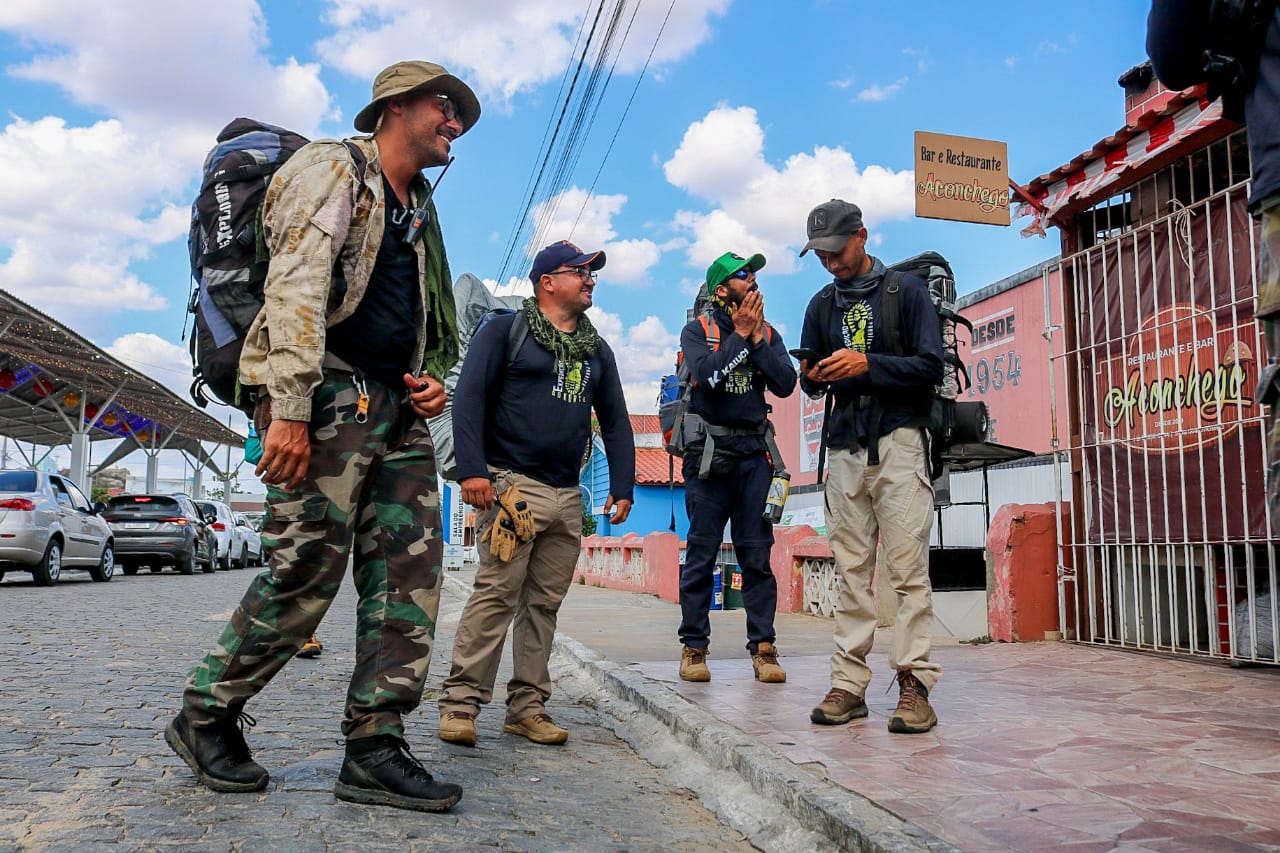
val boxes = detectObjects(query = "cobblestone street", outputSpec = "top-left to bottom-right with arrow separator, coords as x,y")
0,567 -> 755,852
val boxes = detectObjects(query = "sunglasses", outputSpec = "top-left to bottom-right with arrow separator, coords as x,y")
726,268 -> 755,282
428,93 -> 459,123
549,267 -> 598,282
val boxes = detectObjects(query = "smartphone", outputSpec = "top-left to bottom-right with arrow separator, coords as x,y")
789,347 -> 821,363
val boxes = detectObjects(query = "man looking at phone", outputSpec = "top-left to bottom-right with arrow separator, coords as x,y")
797,200 -> 945,734
675,251 -> 796,683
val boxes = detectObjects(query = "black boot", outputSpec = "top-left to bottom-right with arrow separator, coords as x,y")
333,734 -> 462,812
165,709 -> 269,792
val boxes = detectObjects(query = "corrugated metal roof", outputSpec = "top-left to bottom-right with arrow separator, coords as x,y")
0,287 -> 242,451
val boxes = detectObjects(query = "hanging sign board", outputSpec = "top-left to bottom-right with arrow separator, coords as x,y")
914,130 -> 1010,226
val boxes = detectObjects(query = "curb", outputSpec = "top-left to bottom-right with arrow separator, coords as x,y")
442,575 -> 956,853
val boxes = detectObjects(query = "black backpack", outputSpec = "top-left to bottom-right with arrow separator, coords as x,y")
186,118 -> 364,413
811,252 -> 986,481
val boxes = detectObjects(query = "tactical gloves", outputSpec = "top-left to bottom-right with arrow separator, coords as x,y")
482,482 -> 536,563
497,483 -> 536,542
483,512 -> 521,562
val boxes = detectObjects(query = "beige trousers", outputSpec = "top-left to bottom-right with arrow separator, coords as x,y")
825,428 -> 942,695
439,471 -> 583,723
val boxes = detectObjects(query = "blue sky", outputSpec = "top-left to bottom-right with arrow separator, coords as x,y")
0,0 -> 1152,429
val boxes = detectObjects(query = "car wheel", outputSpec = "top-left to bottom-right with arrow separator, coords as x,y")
89,544 -> 115,582
217,549 -> 232,571
233,544 -> 246,569
178,550 -> 197,575
32,540 -> 62,586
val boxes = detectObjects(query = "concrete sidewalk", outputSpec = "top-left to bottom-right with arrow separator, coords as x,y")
462,570 -> 1280,852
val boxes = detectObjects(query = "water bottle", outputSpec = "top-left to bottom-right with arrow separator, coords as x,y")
763,470 -> 790,524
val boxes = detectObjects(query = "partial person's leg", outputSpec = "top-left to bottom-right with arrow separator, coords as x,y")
505,480 -> 581,734
183,373 -> 367,724
727,453 -> 777,653
823,447 -> 879,696
438,471 -> 535,718
1256,204 -> 1280,532
678,455 -> 733,650
344,416 -> 446,740
870,429 -> 941,691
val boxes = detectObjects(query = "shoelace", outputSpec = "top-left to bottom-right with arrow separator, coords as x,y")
526,713 -> 558,727
686,648 -> 707,665
444,711 -> 474,722
387,738 -> 434,782
213,711 -> 257,761
755,650 -> 779,665
822,688 -> 852,706
890,673 -> 924,710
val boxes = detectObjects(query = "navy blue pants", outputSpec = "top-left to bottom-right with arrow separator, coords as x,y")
678,449 -> 777,654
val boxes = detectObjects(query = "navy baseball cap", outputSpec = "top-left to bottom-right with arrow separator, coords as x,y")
529,240 -> 607,282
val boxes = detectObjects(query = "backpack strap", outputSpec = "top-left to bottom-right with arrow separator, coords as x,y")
504,310 -> 530,371
865,271 -> 905,467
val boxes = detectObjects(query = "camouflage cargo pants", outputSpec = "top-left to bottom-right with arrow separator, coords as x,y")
1260,206 -> 1280,533
183,368 -> 444,740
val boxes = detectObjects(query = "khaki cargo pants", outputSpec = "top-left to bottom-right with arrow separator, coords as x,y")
824,428 -> 943,696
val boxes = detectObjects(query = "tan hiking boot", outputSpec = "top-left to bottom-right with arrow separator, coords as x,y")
751,642 -> 787,683
679,646 -> 711,682
297,635 -> 323,658
810,687 -> 868,725
438,711 -> 477,747
888,671 -> 938,734
503,713 -> 568,745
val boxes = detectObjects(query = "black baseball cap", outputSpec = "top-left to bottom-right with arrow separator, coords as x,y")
800,199 -> 864,256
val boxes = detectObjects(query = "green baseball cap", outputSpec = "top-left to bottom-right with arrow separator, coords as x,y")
705,251 -> 766,294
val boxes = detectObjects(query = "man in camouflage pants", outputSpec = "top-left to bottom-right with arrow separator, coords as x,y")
166,60 -> 481,813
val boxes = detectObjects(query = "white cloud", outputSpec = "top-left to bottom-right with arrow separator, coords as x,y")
663,106 -> 915,277
1005,55 -> 1020,70
588,307 -> 679,414
526,188 -> 661,285
0,1 -> 339,325
484,276 -> 535,299
106,332 -> 198,401
316,0 -> 731,109
856,77 -> 909,103
830,77 -> 854,90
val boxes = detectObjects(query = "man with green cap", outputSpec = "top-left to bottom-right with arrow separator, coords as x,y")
675,252 -> 796,683
167,60 -> 480,813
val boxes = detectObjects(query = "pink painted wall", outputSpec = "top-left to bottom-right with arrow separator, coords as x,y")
986,503 -> 1061,642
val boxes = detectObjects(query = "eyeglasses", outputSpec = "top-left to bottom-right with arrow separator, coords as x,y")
429,94 -> 459,124
549,267 -> 597,282
726,268 -> 755,282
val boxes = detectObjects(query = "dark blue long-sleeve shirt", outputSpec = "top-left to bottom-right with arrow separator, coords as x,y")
453,312 -> 635,501
681,307 -> 796,454
799,265 -> 944,451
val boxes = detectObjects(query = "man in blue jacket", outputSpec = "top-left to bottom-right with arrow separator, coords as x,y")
1147,0 -> 1280,531
798,200 -> 944,734
676,252 -> 797,684
439,240 -> 634,748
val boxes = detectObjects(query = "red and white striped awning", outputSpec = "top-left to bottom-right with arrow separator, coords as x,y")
1017,87 -> 1229,238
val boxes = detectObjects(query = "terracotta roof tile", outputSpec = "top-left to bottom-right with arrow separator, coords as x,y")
630,413 -> 661,435
635,446 -> 683,485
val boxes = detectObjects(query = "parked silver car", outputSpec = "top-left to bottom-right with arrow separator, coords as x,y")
234,513 -> 263,567
0,469 -> 115,585
196,500 -> 247,570
104,494 -> 215,576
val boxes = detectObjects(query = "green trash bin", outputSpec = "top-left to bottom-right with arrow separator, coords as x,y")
723,565 -> 744,610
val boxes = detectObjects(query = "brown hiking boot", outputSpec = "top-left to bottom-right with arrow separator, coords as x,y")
679,646 -> 711,682
296,635 -> 323,658
810,687 -> 868,725
751,642 -> 787,683
503,713 -> 568,745
888,671 -> 938,734
438,711 -> 477,747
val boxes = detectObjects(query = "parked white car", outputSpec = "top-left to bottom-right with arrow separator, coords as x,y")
195,500 -> 247,570
234,514 -> 263,567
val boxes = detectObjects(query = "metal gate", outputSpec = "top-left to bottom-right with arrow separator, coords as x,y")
1048,166 -> 1278,665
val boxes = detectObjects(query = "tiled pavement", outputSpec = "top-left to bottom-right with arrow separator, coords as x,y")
552,581 -> 1280,852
